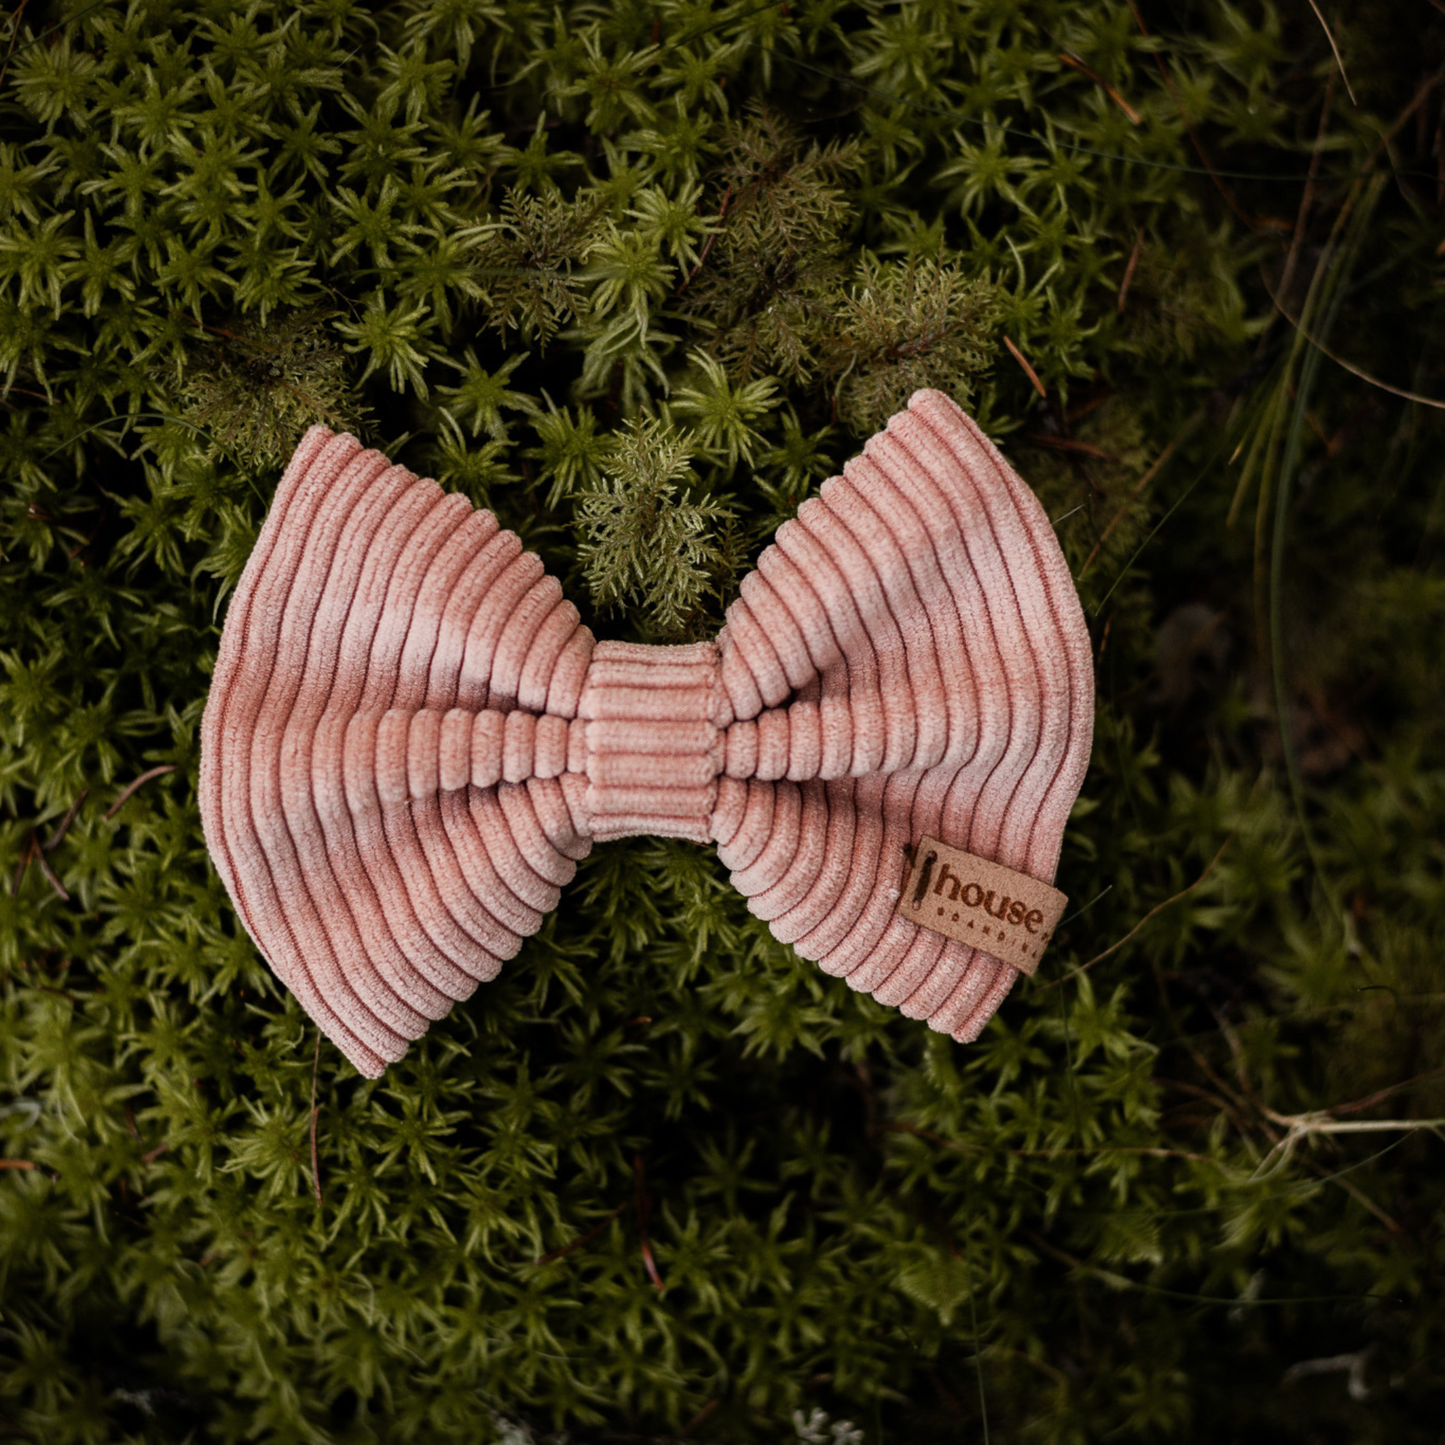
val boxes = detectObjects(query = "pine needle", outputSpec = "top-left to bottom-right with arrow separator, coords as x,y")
1305,0 -> 1358,106
1003,336 -> 1046,397
1041,835 -> 1234,990
1079,411 -> 1201,575
103,765 -> 177,820
1116,226 -> 1145,314
31,833 -> 67,901
43,790 -> 88,852
1057,50 -> 1142,126
308,1031 -> 323,1210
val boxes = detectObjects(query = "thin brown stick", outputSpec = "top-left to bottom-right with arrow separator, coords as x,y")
1079,411 -> 1201,575
9,835 -> 35,897
0,0 -> 29,91
1041,834 -> 1233,990
309,1031 -> 323,1208
1263,1113 -> 1445,1136
1067,389 -> 1114,425
103,764 -> 177,820
1363,63 -> 1445,173
676,185 -> 731,296
1304,0 -> 1357,106
12,958 -> 79,1003
885,1121 -> 1214,1165
31,835 -> 68,901
1126,1 -> 1258,228
1250,1066 -> 1445,1128
1324,1064 -> 1445,1118
530,1201 -> 628,1267
1095,610 -> 1114,658
0,1159 -> 37,1171
1003,336 -> 1046,398
1218,1029 -> 1418,1232
1249,1105 -> 1445,1184
1270,75 -> 1337,345
1307,1159 -> 1402,1234
1157,1077 -> 1257,1138
1263,281 -> 1445,411
634,1153 -> 665,1292
680,1400 -> 720,1437
44,789 -> 88,852
1057,50 -> 1141,125
1024,434 -> 1119,462
1116,226 -> 1144,314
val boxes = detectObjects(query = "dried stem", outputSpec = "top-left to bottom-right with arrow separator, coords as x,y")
1003,336 -> 1046,398
44,789 -> 88,852
104,765 -> 177,820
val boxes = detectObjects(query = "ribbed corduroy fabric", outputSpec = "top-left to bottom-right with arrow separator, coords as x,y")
199,390 -> 1094,1077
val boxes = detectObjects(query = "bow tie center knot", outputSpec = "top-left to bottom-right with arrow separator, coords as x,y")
577,640 -> 727,843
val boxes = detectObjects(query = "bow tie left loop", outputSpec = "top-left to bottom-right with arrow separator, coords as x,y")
200,390 -> 1093,1077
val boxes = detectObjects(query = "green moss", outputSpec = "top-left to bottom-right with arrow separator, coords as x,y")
2,1 -> 1444,1441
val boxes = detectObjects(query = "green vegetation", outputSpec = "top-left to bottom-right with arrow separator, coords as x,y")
1,1 -> 1443,1440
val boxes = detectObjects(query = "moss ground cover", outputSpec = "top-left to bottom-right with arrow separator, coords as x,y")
1,1 -> 1443,1440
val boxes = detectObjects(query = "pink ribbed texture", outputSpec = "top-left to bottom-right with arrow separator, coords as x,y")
199,391 -> 1094,1077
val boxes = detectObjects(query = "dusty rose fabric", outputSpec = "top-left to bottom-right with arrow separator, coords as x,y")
199,390 -> 1094,1077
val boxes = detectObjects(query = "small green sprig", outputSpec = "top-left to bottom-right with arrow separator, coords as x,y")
159,308 -> 367,467
574,412 -> 740,638
682,105 -> 864,383
465,185 -> 610,346
823,254 -> 1003,434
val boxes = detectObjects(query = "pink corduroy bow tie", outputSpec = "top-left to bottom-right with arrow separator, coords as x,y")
199,390 -> 1094,1078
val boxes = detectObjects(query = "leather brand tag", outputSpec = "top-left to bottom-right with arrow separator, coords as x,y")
896,836 -> 1067,978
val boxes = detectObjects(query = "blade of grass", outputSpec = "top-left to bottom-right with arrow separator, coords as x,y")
967,1233 -> 991,1445
1305,0 -> 1358,106
1057,979 -> 1085,1144
1089,436 -> 1233,615
1268,174 -> 1387,916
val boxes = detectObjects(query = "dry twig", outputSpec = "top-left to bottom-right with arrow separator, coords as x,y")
31,833 -> 68,901
1057,50 -> 1141,125
1079,411 -> 1202,576
634,1154 -> 665,1292
1003,336 -> 1046,398
530,1202 -> 628,1267
309,1031 -> 323,1209
44,790 -> 88,852
676,185 -> 732,296
0,0 -> 29,91
1250,1108 -> 1445,1181
1116,226 -> 1144,315
1039,833 -> 1232,991
1126,1 -> 1259,227
1304,0 -> 1358,106
104,765 -> 178,820
1025,434 -> 1119,462
9,835 -> 35,897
